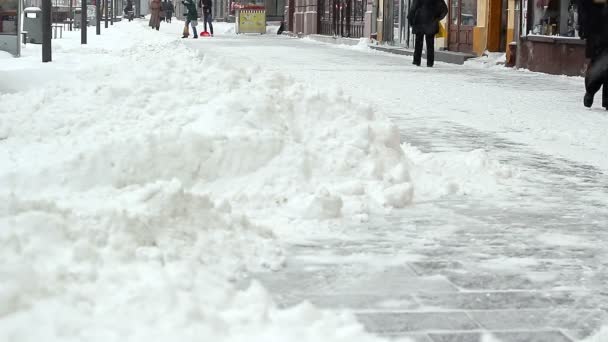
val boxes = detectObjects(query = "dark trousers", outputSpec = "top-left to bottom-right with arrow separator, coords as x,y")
586,52 -> 608,108
185,20 -> 198,37
204,13 -> 213,34
413,33 -> 435,66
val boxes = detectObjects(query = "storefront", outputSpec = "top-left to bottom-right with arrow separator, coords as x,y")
445,0 -> 513,55
516,0 -> 587,75
317,0 -> 366,37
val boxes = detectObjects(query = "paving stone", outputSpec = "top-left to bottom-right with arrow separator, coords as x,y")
491,331 -> 573,342
428,332 -> 484,342
416,291 -> 557,310
381,333 -> 434,342
272,293 -> 420,310
356,312 -> 480,334
469,309 -> 607,332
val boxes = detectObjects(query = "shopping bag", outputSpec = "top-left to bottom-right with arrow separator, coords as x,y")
183,24 -> 189,36
436,22 -> 446,38
191,20 -> 198,27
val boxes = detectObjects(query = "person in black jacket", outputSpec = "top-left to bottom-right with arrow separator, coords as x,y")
407,0 -> 448,67
577,0 -> 608,109
201,0 -> 214,36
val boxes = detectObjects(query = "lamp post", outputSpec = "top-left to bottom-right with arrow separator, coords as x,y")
81,0 -> 87,43
105,0 -> 109,27
42,0 -> 52,62
69,0 -> 73,30
96,0 -> 101,33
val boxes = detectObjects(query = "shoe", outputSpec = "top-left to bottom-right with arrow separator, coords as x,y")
181,35 -> 188,38
427,64 -> 434,68
584,93 -> 593,108
413,61 -> 421,66
193,35 -> 198,39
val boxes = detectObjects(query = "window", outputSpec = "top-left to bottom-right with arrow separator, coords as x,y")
460,0 -> 476,26
527,0 -> 579,37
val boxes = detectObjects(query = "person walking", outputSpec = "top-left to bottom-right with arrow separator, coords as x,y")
149,0 -> 162,30
124,0 -> 134,21
202,0 -> 214,36
182,0 -> 198,38
407,0 -> 447,67
164,0 -> 174,23
577,0 -> 608,110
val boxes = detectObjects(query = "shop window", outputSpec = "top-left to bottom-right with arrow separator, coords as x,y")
527,0 -> 579,37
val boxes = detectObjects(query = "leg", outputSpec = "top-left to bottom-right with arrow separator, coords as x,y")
183,20 -> 190,37
191,22 -> 198,37
413,34 -> 424,66
425,34 -> 435,67
208,14 -> 213,35
585,57 -> 606,107
602,75 -> 608,109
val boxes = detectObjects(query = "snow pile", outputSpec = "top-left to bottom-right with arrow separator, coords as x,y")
582,327 -> 608,342
0,21 -> 412,341
465,52 -> 507,68
0,51 -> 13,59
403,144 -> 517,199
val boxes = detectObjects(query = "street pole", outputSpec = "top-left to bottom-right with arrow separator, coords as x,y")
96,0 -> 101,34
42,0 -> 52,62
105,0 -> 109,27
81,0 -> 87,43
69,0 -> 73,30
110,0 -> 114,25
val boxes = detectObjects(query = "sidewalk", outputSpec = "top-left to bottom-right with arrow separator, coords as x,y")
288,33 -> 476,65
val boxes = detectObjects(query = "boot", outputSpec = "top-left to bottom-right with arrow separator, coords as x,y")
584,93 -> 594,108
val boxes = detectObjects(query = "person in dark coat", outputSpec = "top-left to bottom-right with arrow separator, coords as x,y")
407,0 -> 448,67
182,0 -> 198,38
164,1 -> 174,23
577,0 -> 608,109
149,0 -> 162,30
201,0 -> 213,35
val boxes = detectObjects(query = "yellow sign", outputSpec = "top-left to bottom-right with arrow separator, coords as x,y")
238,10 -> 265,34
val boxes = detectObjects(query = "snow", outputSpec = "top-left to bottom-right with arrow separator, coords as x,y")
2,18 -> 608,342
0,20 -> 413,342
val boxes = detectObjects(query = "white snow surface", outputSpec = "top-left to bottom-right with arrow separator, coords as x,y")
0,21 -> 416,342
3,20 -> 605,342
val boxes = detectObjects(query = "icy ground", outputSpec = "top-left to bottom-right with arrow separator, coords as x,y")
1,19 -> 608,342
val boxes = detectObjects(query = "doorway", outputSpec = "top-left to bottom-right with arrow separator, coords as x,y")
448,0 -> 476,53
487,0 -> 508,51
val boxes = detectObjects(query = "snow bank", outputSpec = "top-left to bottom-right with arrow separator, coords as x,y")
402,144 -> 517,199
0,21 -> 412,342
582,327 -> 608,342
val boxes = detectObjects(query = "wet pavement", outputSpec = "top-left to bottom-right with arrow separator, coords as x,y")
196,34 -> 608,341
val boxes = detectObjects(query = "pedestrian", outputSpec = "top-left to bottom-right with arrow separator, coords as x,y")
182,0 -> 198,38
277,21 -> 285,35
201,0 -> 214,36
124,0 -> 134,21
577,0 -> 608,110
407,0 -> 448,67
165,0 -> 174,23
149,0 -> 162,30
160,2 -> 166,22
